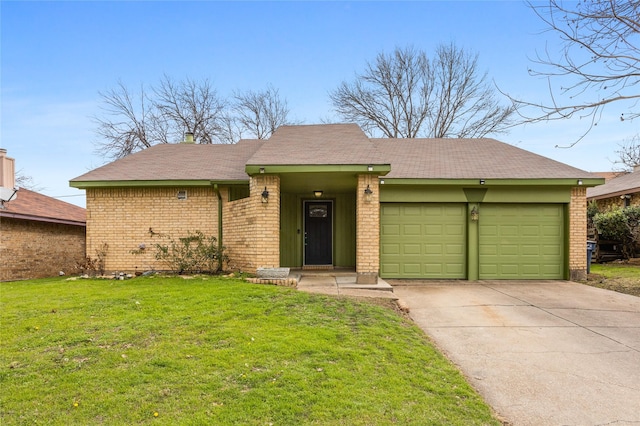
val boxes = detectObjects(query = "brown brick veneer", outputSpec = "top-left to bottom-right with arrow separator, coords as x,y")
1,218 -> 85,280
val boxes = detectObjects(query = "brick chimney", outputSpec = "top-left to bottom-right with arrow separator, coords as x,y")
0,149 -> 18,205
0,148 -> 16,189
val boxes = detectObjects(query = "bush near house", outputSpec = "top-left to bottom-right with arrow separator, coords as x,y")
593,206 -> 640,259
146,230 -> 228,274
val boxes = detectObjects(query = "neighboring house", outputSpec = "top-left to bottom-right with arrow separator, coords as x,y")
586,168 -> 640,262
0,149 -> 86,281
70,124 -> 603,282
587,167 -> 640,210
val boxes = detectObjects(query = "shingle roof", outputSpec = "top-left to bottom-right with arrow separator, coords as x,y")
1,188 -> 86,225
70,124 -> 599,184
373,138 -> 598,179
587,170 -> 640,199
246,123 -> 386,165
70,140 -> 263,183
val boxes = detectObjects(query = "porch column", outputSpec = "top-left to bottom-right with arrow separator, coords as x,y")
356,174 -> 380,284
251,174 -> 280,269
569,186 -> 587,281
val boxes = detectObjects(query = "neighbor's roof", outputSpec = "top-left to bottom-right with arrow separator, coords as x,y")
592,171 -> 626,181
70,140 -> 263,183
587,170 -> 640,199
246,123 -> 387,166
1,188 -> 86,226
373,138 -> 600,180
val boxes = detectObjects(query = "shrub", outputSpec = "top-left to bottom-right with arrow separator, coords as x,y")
593,206 -> 640,258
587,200 -> 600,220
153,230 -> 228,274
75,242 -> 108,276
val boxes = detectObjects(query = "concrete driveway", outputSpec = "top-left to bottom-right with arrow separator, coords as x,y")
392,281 -> 640,426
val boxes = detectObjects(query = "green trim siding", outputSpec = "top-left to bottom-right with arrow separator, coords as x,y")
380,185 -> 572,203
380,178 -> 604,187
279,192 -> 356,268
280,193 -> 301,267
246,164 -> 391,175
69,180 -> 249,189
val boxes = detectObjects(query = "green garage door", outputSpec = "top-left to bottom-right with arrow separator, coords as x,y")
380,203 -> 466,279
479,204 -> 564,279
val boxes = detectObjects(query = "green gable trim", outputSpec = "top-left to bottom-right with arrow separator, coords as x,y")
381,186 -> 571,203
379,178 -> 604,187
245,164 -> 391,176
69,179 -> 249,189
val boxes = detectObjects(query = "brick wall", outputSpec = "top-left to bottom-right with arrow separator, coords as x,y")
0,218 -> 85,280
251,175 -> 280,270
569,186 -> 587,281
223,188 -> 255,272
222,175 -> 280,273
356,174 -> 379,283
594,193 -> 640,211
85,187 -> 217,273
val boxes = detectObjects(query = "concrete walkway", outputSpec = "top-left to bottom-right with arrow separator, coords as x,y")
392,281 -> 640,426
294,270 -> 398,299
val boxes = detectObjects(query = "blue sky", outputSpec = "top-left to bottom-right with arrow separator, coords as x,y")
2,1 -> 637,208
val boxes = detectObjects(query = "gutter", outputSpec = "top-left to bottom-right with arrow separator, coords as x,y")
213,183 -> 223,272
0,212 -> 86,227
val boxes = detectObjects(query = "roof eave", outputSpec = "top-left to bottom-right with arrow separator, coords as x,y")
245,164 -> 391,176
0,212 -> 86,226
69,179 -> 249,189
379,178 -> 605,187
587,186 -> 640,200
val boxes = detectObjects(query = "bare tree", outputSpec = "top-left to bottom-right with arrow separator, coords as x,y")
94,77 -> 227,160
512,1 -> 640,142
94,77 -> 296,159
15,170 -> 43,191
153,75 -> 227,144
614,136 -> 640,171
232,85 -> 292,140
330,44 -> 515,138
94,81 -> 156,160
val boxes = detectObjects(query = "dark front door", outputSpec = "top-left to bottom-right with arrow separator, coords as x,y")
304,201 -> 333,265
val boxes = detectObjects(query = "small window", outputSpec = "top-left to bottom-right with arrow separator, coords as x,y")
177,190 -> 187,200
309,205 -> 328,218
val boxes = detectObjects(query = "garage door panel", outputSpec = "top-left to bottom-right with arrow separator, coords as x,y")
425,244 -> 443,254
424,264 -> 443,274
381,224 -> 400,236
403,263 -> 422,274
446,244 -> 464,255
521,245 -> 540,256
480,204 -> 564,280
381,243 -> 400,255
380,203 -> 466,279
403,244 -> 421,255
425,224 -> 443,235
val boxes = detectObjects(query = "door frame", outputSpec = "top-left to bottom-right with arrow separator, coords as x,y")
303,199 -> 334,266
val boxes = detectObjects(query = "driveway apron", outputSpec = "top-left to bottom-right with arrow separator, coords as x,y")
392,281 -> 640,426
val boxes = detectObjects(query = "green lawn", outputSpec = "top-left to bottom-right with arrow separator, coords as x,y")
585,262 -> 640,296
0,276 -> 499,425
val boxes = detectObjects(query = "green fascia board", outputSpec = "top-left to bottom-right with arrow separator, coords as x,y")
245,164 -> 391,175
381,185 -> 573,203
379,178 -> 604,187
69,179 -> 248,189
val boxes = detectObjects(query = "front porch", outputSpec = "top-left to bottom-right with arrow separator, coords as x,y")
250,170 -> 383,283
289,268 -> 394,294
